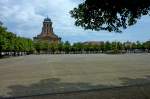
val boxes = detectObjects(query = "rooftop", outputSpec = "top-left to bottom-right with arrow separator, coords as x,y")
44,17 -> 51,22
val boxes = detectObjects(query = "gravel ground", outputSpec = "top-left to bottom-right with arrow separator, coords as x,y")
0,54 -> 150,98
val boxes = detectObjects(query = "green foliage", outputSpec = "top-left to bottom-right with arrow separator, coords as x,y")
144,41 -> 150,49
0,22 -> 34,56
1,21 -> 150,55
34,40 -> 150,54
105,41 -> 111,51
70,0 -> 150,32
63,41 -> 71,54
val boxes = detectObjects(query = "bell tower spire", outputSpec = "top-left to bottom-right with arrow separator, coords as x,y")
41,17 -> 53,36
34,17 -> 61,43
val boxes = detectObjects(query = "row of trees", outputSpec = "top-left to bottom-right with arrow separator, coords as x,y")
0,23 -> 34,57
34,40 -> 150,54
1,22 -> 150,57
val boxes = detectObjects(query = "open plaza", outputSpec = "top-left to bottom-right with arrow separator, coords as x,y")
0,54 -> 150,98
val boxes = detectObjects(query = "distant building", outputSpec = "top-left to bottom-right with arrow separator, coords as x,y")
34,17 -> 61,43
82,41 -> 104,45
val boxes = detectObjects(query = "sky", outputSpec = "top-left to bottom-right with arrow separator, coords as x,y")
0,0 -> 150,43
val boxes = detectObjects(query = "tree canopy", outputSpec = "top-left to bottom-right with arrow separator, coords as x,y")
0,22 -> 34,56
1,21 -> 150,56
70,0 -> 150,32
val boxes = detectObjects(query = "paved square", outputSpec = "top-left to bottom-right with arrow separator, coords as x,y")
0,54 -> 150,97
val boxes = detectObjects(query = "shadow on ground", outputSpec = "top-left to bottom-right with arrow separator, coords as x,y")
1,76 -> 150,99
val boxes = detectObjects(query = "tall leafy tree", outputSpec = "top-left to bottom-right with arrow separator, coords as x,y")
144,40 -> 150,52
70,0 -> 150,32
0,22 -> 34,56
63,41 -> 71,54
0,24 -> 8,56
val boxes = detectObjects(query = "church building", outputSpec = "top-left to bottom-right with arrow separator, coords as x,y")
34,17 -> 61,43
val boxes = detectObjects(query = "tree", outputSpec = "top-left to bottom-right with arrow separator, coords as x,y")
0,22 -> 34,57
131,42 -> 137,53
34,40 -> 48,54
143,40 -> 150,52
136,41 -> 143,50
116,42 -> 123,50
73,42 -> 83,53
0,35 -> 5,56
0,24 -> 8,56
70,0 -> 150,32
99,42 -> 105,53
63,41 -> 71,54
105,41 -> 111,51
57,42 -> 63,54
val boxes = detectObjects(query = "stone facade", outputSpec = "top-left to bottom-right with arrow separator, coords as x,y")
34,17 -> 61,43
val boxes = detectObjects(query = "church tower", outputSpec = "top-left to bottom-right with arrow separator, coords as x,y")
34,17 -> 61,43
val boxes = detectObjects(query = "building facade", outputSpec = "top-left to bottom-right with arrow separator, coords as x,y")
34,17 -> 61,43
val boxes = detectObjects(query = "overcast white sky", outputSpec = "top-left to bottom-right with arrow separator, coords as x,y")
0,0 -> 150,43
